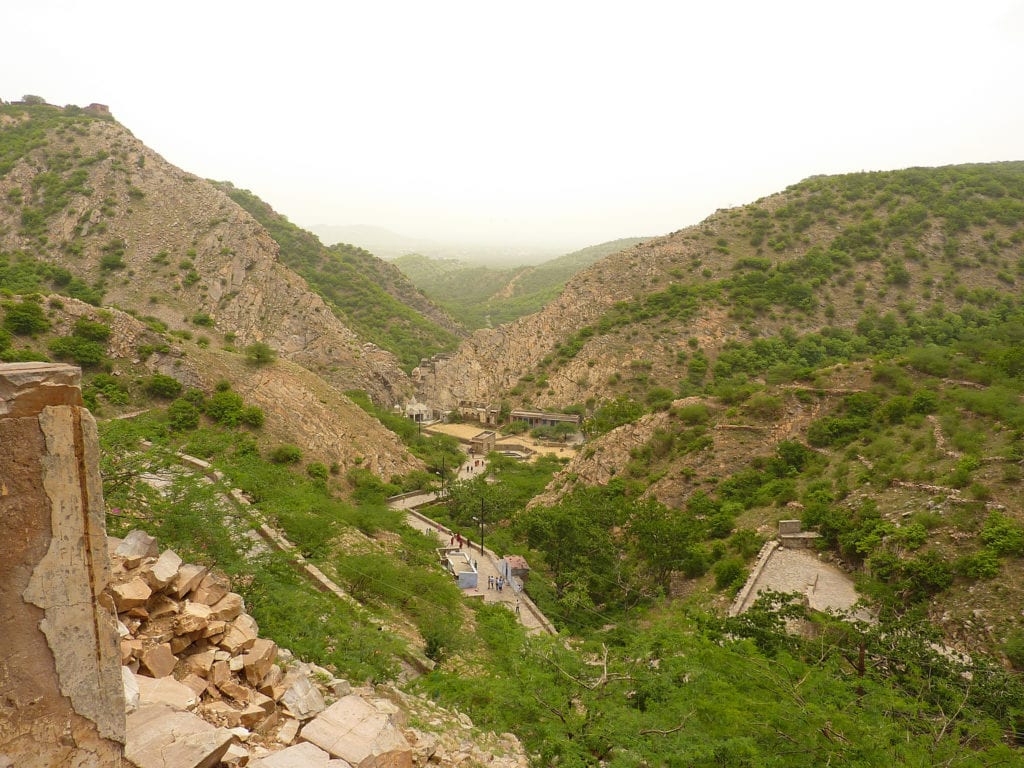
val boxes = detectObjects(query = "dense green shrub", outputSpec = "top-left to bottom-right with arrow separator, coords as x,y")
48,335 -> 105,367
269,445 -> 302,464
167,398 -> 201,431
306,462 -> 329,480
144,374 -> 183,399
2,298 -> 50,335
206,390 -> 245,426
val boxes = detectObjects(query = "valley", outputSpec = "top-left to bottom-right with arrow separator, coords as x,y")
3,100 -> 1024,765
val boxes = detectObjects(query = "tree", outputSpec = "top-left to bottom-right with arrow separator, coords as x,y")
244,342 -> 276,366
20,94 -> 46,105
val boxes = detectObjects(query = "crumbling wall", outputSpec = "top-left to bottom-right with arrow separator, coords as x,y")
0,363 -> 124,767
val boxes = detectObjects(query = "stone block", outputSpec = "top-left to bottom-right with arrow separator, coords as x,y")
259,665 -> 288,701
203,700 -> 242,728
116,529 -> 160,567
171,633 -> 198,655
176,601 -> 213,635
276,716 -> 300,745
209,591 -> 245,621
280,671 -> 326,720
148,594 -> 181,619
137,673 -> 200,711
122,637 -> 144,664
300,695 -> 412,768
187,648 -> 217,678
204,619 -> 228,638
145,548 -> 183,590
240,702 -> 270,729
174,563 -> 209,599
126,703 -> 235,768
112,576 -> 153,611
221,613 -> 260,653
243,638 -> 278,685
182,673 -> 210,697
140,642 -> 178,678
193,571 -> 231,605
249,741 -> 335,767
222,742 -> 251,767
219,679 -> 251,703
210,660 -> 231,687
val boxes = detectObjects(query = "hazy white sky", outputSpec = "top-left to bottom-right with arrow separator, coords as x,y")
6,1 -> 1024,252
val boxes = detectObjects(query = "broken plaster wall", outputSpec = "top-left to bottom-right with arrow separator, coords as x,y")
0,363 -> 124,767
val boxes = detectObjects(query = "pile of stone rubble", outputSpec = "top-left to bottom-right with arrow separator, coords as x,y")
110,529 -> 529,768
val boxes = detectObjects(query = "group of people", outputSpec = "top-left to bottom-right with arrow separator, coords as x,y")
487,574 -> 505,591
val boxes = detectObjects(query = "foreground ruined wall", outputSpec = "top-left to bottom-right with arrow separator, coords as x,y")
0,363 -> 124,767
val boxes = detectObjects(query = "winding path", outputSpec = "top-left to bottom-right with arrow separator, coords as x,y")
388,466 -> 557,635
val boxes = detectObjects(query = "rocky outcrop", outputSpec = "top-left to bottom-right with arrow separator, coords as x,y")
0,363 -> 125,766
0,111 -> 410,405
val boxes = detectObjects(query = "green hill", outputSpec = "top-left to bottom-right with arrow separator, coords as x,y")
394,237 -> 645,329
215,182 -> 463,368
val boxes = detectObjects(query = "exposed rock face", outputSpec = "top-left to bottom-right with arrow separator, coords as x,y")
0,363 -> 125,766
0,112 -> 410,405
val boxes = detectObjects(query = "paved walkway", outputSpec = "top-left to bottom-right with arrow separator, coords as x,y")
389,460 -> 556,635
731,543 -> 863,617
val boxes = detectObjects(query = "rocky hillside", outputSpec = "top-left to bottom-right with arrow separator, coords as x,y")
420,162 -> 1024,659
0,102 -> 411,405
419,162 -> 1024,411
214,182 -> 464,367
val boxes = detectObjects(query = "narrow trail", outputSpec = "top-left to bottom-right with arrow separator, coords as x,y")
389,461 -> 557,635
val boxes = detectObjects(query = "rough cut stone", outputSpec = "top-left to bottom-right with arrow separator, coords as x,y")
210,660 -> 231,687
112,577 -> 153,611
187,648 -> 217,678
243,638 -> 278,685
136,673 -> 200,711
182,673 -> 210,697
259,664 -> 286,698
276,716 -> 301,745
140,642 -> 177,678
174,563 -> 209,598
208,591 -> 245,621
0,364 -> 125,767
222,742 -> 251,767
126,703 -> 235,768
300,695 -> 412,768
221,613 -> 260,653
193,571 -> 231,605
203,700 -> 242,728
280,670 -> 326,720
219,679 -> 251,703
249,741 -> 340,767
124,665 -> 141,714
116,528 -> 160,567
144,548 -> 183,589
176,601 -> 213,635
240,702 -> 270,729
148,594 -> 181,619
